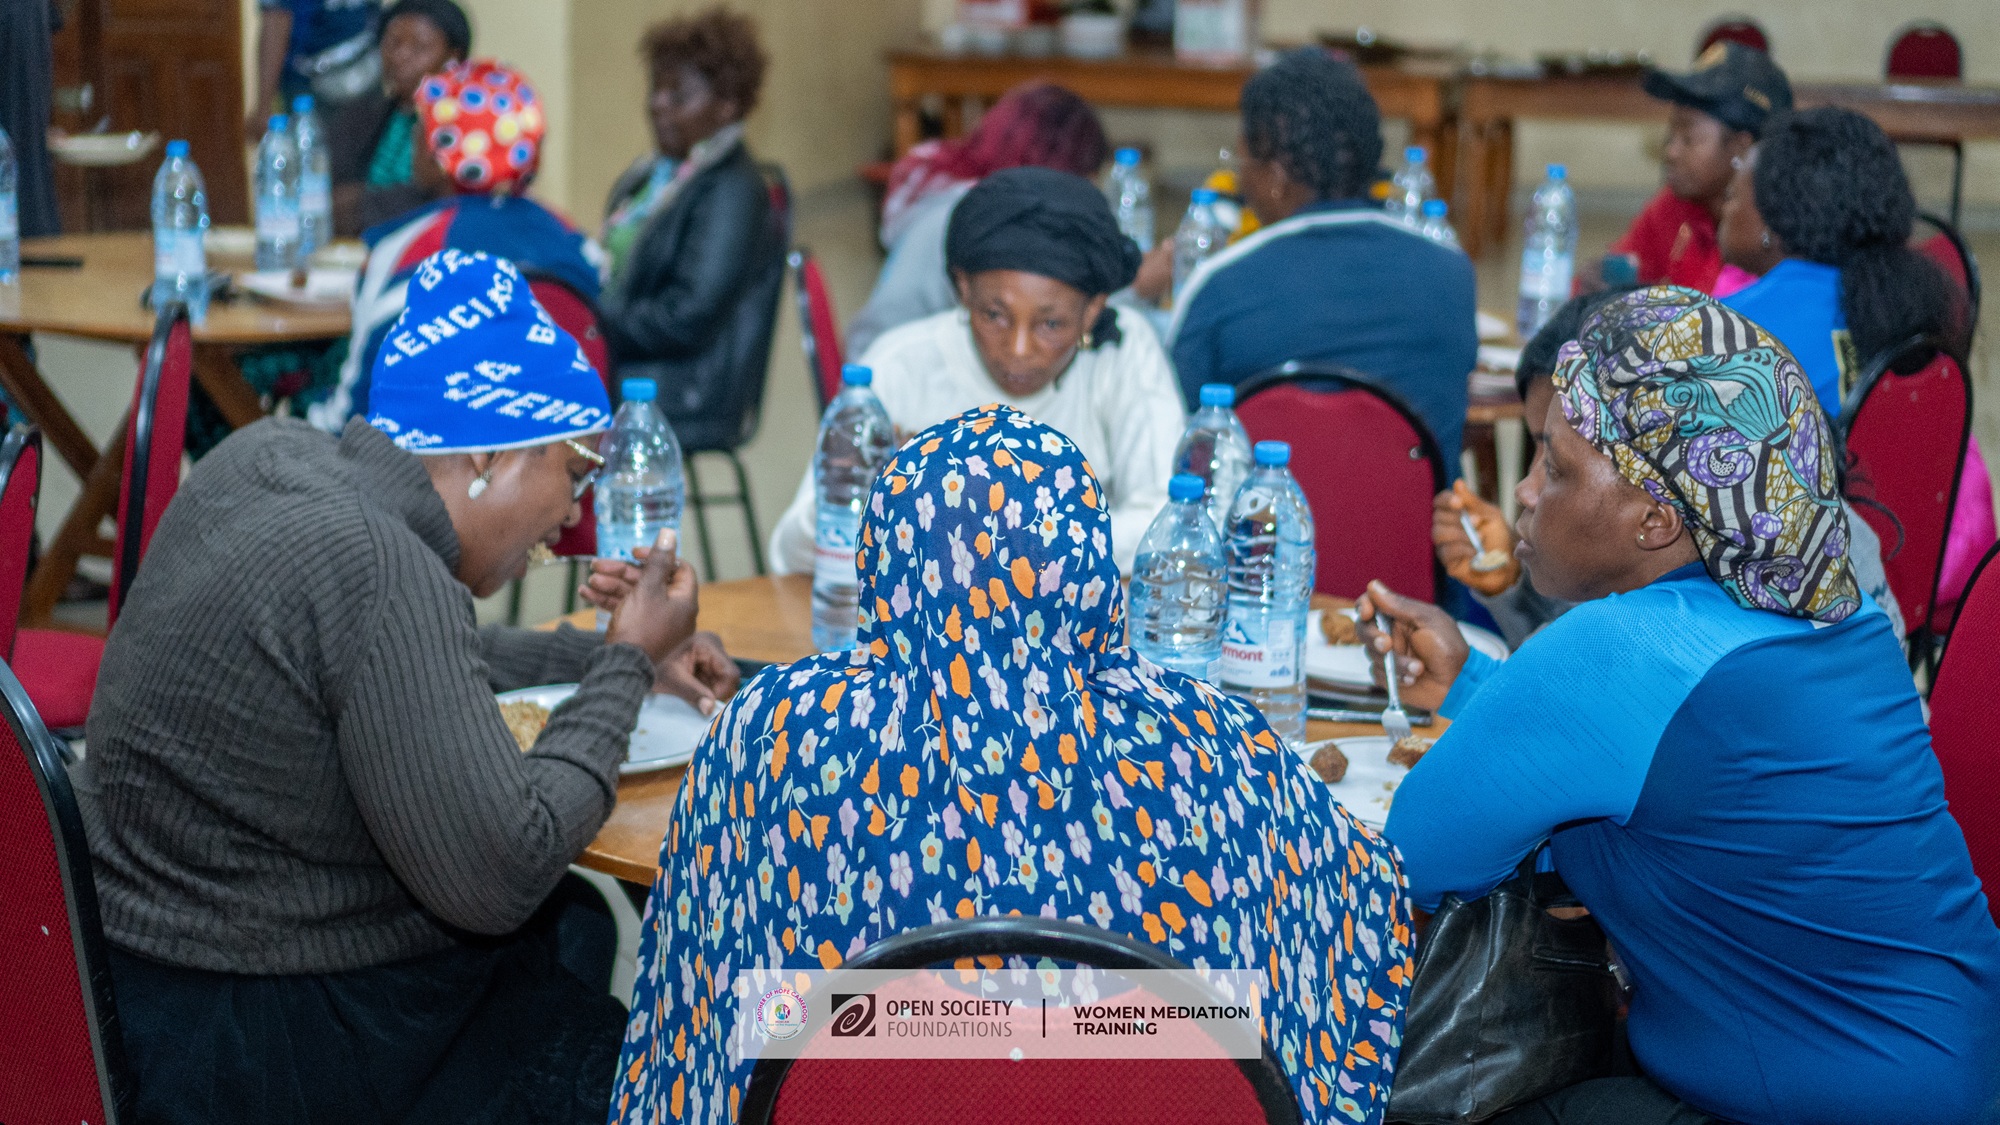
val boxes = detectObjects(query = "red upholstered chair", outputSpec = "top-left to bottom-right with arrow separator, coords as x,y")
0,427 -> 45,657
1839,339 -> 1972,668
0,657 -> 134,1123
529,274 -> 612,561
790,248 -> 846,411
8,306 -> 190,730
1929,542 -> 2000,924
1885,26 -> 1967,223
1913,211 -> 1980,341
1697,17 -> 1769,57
740,917 -> 1300,1125
1233,363 -> 1448,603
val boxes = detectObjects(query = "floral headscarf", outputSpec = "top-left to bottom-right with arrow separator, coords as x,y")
1552,286 -> 1861,623
609,406 -> 1415,1124
415,60 -> 544,195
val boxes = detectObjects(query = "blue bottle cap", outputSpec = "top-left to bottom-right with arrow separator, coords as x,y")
1190,188 -> 1220,205
291,95 -> 315,114
1198,383 -> 1235,408
1168,473 -> 1206,503
1114,147 -> 1142,166
1253,440 -> 1291,467
267,114 -> 289,133
1405,145 -> 1426,163
165,139 -> 190,159
620,377 -> 658,402
841,364 -> 873,387
1547,163 -> 1567,180
1422,199 -> 1448,217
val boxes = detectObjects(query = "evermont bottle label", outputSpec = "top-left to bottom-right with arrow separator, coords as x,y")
1519,250 -> 1572,301
1219,612 -> 1299,688
257,197 -> 300,242
814,503 -> 860,590
154,230 -> 205,280
0,194 -> 17,241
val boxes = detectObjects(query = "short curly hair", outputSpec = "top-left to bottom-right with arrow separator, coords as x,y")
1241,48 -> 1382,201
643,7 -> 768,116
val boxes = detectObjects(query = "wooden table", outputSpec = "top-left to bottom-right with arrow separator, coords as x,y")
569,573 -> 1441,884
1454,74 -> 2000,257
1,231 -> 350,624
887,46 -> 1460,209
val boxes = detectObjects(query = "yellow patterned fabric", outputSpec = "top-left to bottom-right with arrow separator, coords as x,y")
609,406 -> 1416,1122
1551,286 -> 1861,623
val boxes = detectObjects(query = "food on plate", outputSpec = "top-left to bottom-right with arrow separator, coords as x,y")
499,699 -> 551,751
1310,742 -> 1350,784
1388,735 -> 1433,769
1312,594 -> 1358,644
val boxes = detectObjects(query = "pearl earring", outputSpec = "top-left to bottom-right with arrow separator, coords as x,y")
467,470 -> 492,499
1761,231 -> 1772,249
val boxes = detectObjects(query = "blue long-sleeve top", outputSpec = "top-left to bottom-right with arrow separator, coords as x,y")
1166,200 -> 1477,467
1386,564 -> 2000,1125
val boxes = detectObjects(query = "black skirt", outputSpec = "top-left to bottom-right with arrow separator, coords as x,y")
109,888 -> 626,1125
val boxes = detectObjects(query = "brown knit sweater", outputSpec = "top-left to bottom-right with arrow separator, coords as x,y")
73,418 -> 656,975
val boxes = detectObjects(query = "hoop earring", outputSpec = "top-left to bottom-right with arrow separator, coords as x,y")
467,470 -> 493,499
1760,231 -> 1772,249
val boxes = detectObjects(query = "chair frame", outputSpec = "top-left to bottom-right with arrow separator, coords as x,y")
1887,28 -> 1967,224
788,248 -> 842,413
113,302 -> 191,619
1915,209 -> 1981,340
0,426 -> 40,659
739,916 -> 1301,1125
1234,361 -> 1451,602
0,658 -> 133,1122
1838,335 -> 1974,673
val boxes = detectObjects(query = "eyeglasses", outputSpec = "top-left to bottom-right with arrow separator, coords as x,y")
564,439 -> 605,501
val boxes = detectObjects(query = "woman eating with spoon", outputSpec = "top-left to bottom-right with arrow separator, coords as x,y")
74,250 -> 733,1124
1364,288 -> 2000,1125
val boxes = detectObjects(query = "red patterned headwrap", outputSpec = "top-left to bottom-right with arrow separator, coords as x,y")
415,60 -> 545,195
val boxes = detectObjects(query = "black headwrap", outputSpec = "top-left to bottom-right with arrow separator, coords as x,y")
381,0 -> 473,57
945,166 -> 1142,348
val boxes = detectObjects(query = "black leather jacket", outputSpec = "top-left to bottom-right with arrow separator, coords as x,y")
599,144 -> 785,452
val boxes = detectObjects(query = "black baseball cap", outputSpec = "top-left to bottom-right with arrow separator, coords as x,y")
1642,41 -> 1792,137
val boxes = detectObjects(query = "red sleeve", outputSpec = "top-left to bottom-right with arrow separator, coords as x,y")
1610,188 -> 1682,286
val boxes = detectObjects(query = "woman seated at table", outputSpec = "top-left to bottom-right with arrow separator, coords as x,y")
598,6 -> 778,450
1436,290 -> 1903,647
310,59 -> 602,430
770,166 -> 1184,575
328,0 -> 471,237
611,405 -> 1415,1123
75,251 -> 737,1125
1368,287 -> 2000,1125
847,80 -> 1115,357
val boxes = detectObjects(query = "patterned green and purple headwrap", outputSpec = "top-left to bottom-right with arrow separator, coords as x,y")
1550,286 -> 1861,623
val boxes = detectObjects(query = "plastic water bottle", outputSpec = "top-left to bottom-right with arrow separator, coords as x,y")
812,364 -> 895,652
150,140 -> 210,323
1517,163 -> 1578,338
1172,383 -> 1253,534
1219,441 -> 1315,747
0,125 -> 18,286
254,115 -> 301,271
1386,145 -> 1433,226
1172,188 -> 1228,301
1419,199 -> 1459,250
291,96 -> 332,257
1128,473 -> 1227,679
1104,147 -> 1155,252
595,378 -> 686,563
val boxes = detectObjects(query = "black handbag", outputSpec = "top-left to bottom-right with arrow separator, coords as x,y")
1386,845 -> 1623,1124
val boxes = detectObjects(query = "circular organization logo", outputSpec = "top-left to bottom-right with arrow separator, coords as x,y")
756,985 -> 809,1041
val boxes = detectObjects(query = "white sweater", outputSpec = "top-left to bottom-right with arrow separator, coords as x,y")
769,306 -> 1186,575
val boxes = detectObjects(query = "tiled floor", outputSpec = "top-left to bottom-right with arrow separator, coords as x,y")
26,182 -> 2000,629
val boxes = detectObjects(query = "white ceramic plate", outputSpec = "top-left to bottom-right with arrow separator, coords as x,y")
1305,610 -> 1509,690
1309,736 -> 1411,830
313,241 -> 368,270
237,268 -> 357,307
205,227 -> 258,257
49,131 -> 159,167
496,684 -> 713,775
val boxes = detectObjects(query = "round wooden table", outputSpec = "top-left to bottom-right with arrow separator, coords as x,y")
1,231 -> 352,623
570,574 -> 1446,884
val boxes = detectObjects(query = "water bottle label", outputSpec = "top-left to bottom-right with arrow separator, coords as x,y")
257,200 -> 301,242
1518,252 -> 1573,301
1219,613 -> 1300,689
814,503 -> 861,590
300,172 -> 332,216
0,196 -> 16,241
154,230 -> 205,280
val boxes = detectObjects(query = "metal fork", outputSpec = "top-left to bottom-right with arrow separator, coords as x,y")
1374,613 -> 1415,744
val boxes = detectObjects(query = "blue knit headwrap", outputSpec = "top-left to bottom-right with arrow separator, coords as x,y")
366,250 -> 610,454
